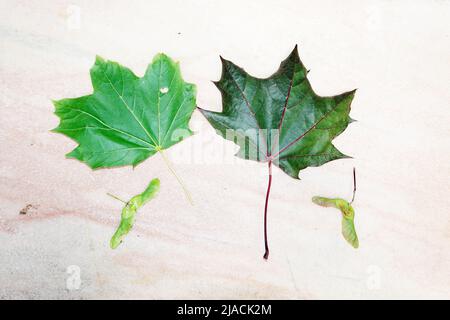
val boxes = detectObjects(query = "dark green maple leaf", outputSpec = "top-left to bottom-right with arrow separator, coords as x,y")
312,196 -> 359,248
53,53 -> 196,203
198,46 -> 356,259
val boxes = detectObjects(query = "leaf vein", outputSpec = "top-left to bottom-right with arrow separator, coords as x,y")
67,108 -> 155,148
102,70 -> 158,146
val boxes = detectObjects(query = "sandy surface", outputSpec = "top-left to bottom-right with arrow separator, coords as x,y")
1,0 -> 449,299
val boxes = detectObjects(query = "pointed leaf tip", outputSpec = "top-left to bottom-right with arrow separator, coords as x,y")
94,55 -> 105,64
285,45 -> 299,59
219,55 -> 227,64
110,178 -> 160,249
153,52 -> 168,62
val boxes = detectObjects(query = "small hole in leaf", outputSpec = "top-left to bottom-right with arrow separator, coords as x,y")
160,87 -> 169,94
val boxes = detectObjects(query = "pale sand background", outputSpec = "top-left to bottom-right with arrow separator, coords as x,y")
1,0 -> 449,299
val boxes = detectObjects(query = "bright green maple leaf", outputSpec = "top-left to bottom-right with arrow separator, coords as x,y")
198,46 -> 356,259
110,178 -> 160,249
52,53 -> 196,202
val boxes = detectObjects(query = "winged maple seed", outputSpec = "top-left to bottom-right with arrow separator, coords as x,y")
312,168 -> 359,249
198,45 -> 356,259
110,178 -> 160,249
52,53 -> 196,204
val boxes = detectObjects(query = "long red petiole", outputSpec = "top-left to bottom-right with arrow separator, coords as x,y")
263,160 -> 273,260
